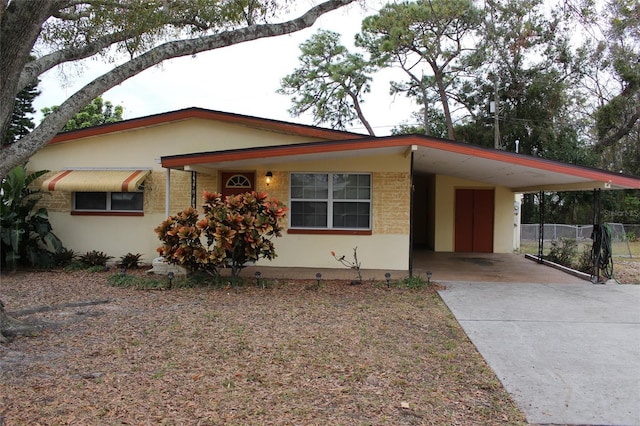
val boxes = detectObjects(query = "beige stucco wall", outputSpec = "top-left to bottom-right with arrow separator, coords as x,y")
251,154 -> 412,270
30,124 -> 413,270
29,118 -> 323,173
433,175 -> 515,253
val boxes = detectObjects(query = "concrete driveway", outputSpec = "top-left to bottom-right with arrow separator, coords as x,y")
438,280 -> 640,426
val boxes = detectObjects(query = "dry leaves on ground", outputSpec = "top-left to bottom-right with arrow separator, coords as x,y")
0,270 -> 527,425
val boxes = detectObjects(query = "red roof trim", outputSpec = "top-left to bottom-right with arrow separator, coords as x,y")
160,135 -> 640,189
47,107 -> 364,144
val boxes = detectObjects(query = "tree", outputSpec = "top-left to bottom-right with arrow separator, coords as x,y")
41,96 -> 123,131
356,0 -> 482,140
391,108 -> 447,137
278,29 -> 376,135
0,0 -> 356,343
0,0 -> 357,180
568,0 -> 640,174
454,0 -> 587,156
3,80 -> 40,145
155,191 -> 287,280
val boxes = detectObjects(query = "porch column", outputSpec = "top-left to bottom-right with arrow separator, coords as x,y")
165,168 -> 171,218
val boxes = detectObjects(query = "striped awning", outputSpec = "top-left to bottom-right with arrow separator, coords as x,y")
42,169 -> 150,192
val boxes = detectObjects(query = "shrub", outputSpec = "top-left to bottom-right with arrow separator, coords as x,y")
118,252 -> 143,269
51,247 -> 76,267
399,275 -> 429,289
577,246 -> 594,274
108,273 -> 165,289
79,250 -> 113,267
546,238 -> 577,267
155,191 -> 287,279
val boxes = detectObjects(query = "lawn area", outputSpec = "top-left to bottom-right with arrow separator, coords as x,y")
0,270 -> 527,425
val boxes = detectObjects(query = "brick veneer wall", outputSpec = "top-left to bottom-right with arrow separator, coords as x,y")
372,172 -> 411,234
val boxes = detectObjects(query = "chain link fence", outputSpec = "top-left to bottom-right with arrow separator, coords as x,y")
520,223 -> 635,257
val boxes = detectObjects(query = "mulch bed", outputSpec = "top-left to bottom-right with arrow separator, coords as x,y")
0,270 -> 527,425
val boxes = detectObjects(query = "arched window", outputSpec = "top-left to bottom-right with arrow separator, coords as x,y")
225,174 -> 251,189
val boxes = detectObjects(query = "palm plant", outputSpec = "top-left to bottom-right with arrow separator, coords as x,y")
1,165 -> 62,269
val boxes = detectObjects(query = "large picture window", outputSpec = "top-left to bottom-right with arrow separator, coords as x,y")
290,173 -> 371,229
74,192 -> 144,212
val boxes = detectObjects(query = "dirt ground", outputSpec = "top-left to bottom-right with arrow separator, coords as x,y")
613,259 -> 640,284
0,270 -> 527,425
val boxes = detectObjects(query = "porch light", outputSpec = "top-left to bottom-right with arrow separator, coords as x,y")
385,272 -> 391,287
265,171 -> 273,186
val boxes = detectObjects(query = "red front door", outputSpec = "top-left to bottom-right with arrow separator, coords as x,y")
454,189 -> 494,253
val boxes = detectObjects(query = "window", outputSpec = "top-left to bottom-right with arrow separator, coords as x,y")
225,174 -> 251,189
290,173 -> 371,229
74,192 -> 144,212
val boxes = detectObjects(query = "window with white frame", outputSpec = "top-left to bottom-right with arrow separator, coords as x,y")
290,173 -> 371,229
74,192 -> 144,212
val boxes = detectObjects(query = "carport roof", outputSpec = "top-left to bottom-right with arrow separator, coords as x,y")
161,134 -> 640,192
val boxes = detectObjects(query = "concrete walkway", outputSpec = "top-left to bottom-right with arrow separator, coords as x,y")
437,280 -> 640,426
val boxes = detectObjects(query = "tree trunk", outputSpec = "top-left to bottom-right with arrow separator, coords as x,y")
0,298 -> 40,343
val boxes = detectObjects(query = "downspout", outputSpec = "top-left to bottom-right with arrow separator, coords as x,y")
409,150 -> 415,277
165,168 -> 171,218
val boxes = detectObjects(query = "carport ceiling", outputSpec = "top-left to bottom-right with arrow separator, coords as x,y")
411,146 -> 604,192
160,135 -> 640,192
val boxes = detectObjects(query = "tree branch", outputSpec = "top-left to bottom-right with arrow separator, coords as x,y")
1,0 -> 356,179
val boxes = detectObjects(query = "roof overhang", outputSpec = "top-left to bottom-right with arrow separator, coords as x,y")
160,135 -> 640,192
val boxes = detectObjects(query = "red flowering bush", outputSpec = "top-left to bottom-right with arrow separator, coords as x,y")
155,191 -> 287,278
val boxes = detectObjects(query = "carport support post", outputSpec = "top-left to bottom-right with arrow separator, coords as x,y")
537,191 -> 544,263
409,150 -> 415,277
592,188 -> 602,280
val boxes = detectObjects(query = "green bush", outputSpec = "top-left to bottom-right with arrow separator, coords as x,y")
546,238 -> 577,267
108,273 -> 165,289
576,247 -> 594,274
118,252 -> 143,269
51,247 -> 76,267
79,250 -> 113,267
399,275 -> 429,289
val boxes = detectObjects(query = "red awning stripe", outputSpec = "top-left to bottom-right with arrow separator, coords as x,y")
47,170 -> 73,191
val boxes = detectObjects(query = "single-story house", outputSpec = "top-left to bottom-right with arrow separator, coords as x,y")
29,107 -> 640,272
